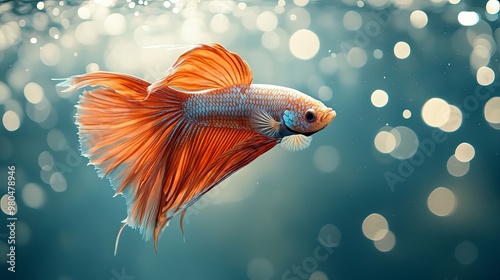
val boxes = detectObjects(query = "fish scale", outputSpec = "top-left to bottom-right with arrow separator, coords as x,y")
183,84 -> 304,130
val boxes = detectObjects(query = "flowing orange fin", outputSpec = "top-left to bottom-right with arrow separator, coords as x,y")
149,43 -> 253,92
151,126 -> 279,247
65,72 -> 190,246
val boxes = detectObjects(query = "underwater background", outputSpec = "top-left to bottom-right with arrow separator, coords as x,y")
1,0 -> 500,279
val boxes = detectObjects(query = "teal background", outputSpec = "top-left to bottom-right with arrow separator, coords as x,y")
0,0 -> 499,279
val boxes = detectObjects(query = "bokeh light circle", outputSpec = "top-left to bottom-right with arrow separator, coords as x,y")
374,131 -> 396,154
455,142 -> 475,162
362,213 -> 389,241
455,241 -> 478,265
484,96 -> 500,126
447,155 -> 470,177
427,187 -> 456,216
371,89 -> 389,108
439,105 -> 462,132
476,66 -> 495,86
247,258 -> 274,280
394,41 -> 411,59
374,230 -> 396,252
289,29 -> 320,60
421,98 -> 451,127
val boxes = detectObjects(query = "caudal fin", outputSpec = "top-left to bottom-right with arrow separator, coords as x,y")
64,72 -> 187,248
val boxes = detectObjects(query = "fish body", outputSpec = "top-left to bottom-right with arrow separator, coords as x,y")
61,44 -> 336,252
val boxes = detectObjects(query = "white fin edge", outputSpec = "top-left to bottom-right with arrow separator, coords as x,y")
280,135 -> 312,151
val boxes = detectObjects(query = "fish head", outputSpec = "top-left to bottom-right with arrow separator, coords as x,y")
282,95 -> 336,137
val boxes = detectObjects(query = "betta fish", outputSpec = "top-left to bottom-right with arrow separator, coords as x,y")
60,43 -> 336,254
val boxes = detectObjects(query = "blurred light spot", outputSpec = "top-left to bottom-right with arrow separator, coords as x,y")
40,43 -> 61,66
439,105 -> 462,132
470,46 -> 490,71
421,98 -> 451,127
75,21 -> 99,45
0,81 -> 12,103
289,29 -> 320,60
455,142 -> 475,162
3,110 -> 20,131
449,0 -> 460,4
484,96 -> 500,126
318,86 -> 333,102
26,97 -> 52,124
455,241 -> 478,265
104,13 -> 126,35
410,10 -> 428,29
347,47 -> 367,68
261,31 -> 280,50
313,145 -> 340,173
247,258 -> 274,280
37,1 -> 44,10
374,230 -> 396,252
343,11 -> 362,31
390,126 -> 419,160
1,194 -> 17,215
294,0 -> 309,7
0,137 -> 13,160
394,41 -> 410,59
374,131 -> 396,153
402,109 -> 412,119
287,8 -> 310,29
367,0 -> 389,8
38,151 -> 54,171
78,6 -> 91,19
371,89 -> 388,108
486,0 -> 500,14
318,224 -> 341,248
357,0 -> 365,7
30,37 -> 37,44
211,13 -> 230,33
447,155 -> 470,177
373,49 -> 383,59
309,271 -> 328,280
362,213 -> 388,241
458,11 -> 479,26
24,82 -> 44,104
427,187 -> 456,216
86,63 -> 100,73
49,27 -> 60,39
476,66 -> 495,86
256,11 -> 278,32
22,183 -> 45,209
50,172 -> 67,192
47,129 -> 67,151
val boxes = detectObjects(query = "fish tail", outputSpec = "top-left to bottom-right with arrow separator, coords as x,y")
67,71 -> 188,248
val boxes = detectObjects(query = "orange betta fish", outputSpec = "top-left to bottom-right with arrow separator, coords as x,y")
60,43 -> 336,253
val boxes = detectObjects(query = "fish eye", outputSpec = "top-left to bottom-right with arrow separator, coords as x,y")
305,109 -> 316,122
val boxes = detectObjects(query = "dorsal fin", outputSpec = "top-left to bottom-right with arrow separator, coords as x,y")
149,43 -> 253,92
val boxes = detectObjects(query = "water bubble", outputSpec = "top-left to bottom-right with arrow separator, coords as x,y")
22,183 -> 46,209
394,41 -> 411,59
2,110 -> 20,131
289,29 -> 319,60
455,241 -> 478,265
421,98 -> 451,127
402,109 -> 412,119
211,13 -> 230,33
374,131 -> 396,154
362,213 -> 389,241
309,271 -> 328,280
410,10 -> 428,29
343,11 -> 362,31
371,89 -> 388,108
24,82 -> 44,104
390,126 -> 419,160
247,258 -> 274,280
476,66 -> 495,86
447,155 -> 470,177
313,145 -> 340,173
484,96 -> 500,126
256,11 -> 278,32
427,187 -> 456,216
40,43 -> 61,66
458,11 -> 479,26
439,105 -> 462,132
374,230 -> 396,252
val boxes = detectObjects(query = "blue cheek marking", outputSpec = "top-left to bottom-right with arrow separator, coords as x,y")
283,110 -> 296,128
